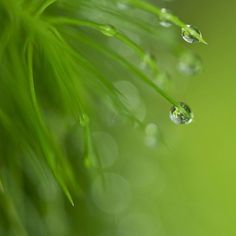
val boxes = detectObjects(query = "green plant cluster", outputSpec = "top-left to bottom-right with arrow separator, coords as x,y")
0,0 -> 206,235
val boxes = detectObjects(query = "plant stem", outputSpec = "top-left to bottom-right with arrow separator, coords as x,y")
120,0 -> 207,44
48,17 -> 178,106
35,0 -> 57,17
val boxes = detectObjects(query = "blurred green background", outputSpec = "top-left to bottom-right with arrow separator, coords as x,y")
161,0 -> 236,235
90,0 -> 236,235
79,0 -> 236,234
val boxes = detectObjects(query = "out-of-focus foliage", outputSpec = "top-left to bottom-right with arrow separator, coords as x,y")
0,0 -> 206,235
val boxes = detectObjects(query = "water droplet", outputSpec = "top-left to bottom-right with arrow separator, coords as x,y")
177,52 -> 202,76
169,102 -> 194,125
99,24 -> 118,37
181,25 -> 202,43
159,8 -> 172,28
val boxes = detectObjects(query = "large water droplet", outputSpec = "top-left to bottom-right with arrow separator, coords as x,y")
169,102 -> 194,125
99,24 -> 118,37
181,25 -> 202,43
177,52 -> 202,76
159,8 -> 172,28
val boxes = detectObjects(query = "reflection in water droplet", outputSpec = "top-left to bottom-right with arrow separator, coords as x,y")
159,8 -> 172,28
181,25 -> 202,43
91,173 -> 131,214
99,25 -> 118,37
169,102 -> 194,125
92,132 -> 119,168
178,52 -> 202,76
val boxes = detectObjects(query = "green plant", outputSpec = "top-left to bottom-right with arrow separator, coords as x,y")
0,0 -> 206,235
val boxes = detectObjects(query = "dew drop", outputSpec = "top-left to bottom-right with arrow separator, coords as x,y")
177,52 -> 202,76
159,8 -> 172,28
181,25 -> 202,44
99,24 -> 118,37
169,102 -> 194,125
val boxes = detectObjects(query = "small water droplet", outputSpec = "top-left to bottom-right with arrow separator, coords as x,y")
181,25 -> 202,43
169,102 -> 194,125
99,24 -> 118,37
159,8 -> 172,28
177,52 -> 202,76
